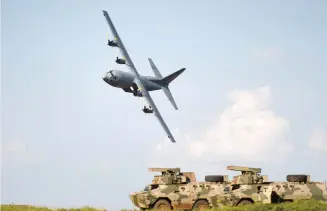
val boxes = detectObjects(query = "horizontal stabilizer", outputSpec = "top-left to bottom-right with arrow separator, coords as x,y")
148,58 -> 163,79
162,86 -> 178,110
160,68 -> 186,86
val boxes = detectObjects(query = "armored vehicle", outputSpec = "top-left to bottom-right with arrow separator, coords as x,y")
212,165 -> 327,207
129,167 -> 229,210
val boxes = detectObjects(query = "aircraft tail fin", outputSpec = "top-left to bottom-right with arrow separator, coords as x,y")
148,58 -> 186,110
148,58 -> 186,85
160,68 -> 186,86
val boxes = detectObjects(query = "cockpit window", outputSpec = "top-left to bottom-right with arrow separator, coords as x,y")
106,70 -> 117,80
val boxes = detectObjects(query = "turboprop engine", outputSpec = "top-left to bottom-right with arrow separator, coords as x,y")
115,57 -> 126,64
108,39 -> 118,47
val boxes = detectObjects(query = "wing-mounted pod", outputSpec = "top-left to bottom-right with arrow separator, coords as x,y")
142,105 -> 153,113
115,57 -> 126,64
108,39 -> 119,47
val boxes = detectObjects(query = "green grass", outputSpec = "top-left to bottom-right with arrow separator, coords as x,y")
213,199 -> 327,211
0,205 -> 107,211
2,200 -> 327,211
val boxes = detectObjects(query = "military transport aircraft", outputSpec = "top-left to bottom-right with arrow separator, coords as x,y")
102,10 -> 186,143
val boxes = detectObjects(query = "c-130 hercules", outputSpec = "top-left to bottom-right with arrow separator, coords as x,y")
102,10 -> 186,143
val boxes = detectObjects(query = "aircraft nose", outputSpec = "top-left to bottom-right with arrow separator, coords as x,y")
103,73 -> 109,81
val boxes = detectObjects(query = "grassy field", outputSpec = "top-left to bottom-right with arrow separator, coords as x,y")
214,199 -> 327,211
2,200 -> 327,211
0,205 -> 107,211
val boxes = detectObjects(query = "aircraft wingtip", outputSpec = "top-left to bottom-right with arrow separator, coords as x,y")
168,136 -> 176,143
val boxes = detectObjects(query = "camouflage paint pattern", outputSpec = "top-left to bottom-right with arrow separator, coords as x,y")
213,183 -> 273,207
129,168 -> 229,210
213,166 -> 327,208
129,166 -> 327,210
271,181 -> 327,201
129,181 -> 230,209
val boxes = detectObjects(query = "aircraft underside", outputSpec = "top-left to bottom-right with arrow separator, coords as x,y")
103,69 -> 162,97
102,9 -> 185,142
122,81 -> 161,97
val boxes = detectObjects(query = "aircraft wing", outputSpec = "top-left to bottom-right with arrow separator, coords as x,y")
102,10 -> 139,76
102,10 -> 176,143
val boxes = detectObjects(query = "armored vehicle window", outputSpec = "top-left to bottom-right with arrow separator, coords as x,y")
151,184 -> 159,190
144,184 -> 158,191
232,184 -> 240,190
223,187 -> 230,192
182,174 -> 191,184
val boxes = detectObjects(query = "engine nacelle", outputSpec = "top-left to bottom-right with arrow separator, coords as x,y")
142,106 -> 153,113
108,40 -> 119,47
115,57 -> 126,64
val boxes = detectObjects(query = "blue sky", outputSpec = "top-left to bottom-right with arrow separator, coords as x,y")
2,0 -> 327,210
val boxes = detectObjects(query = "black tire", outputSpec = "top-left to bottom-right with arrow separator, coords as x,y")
152,199 -> 171,211
286,175 -> 307,182
205,175 -> 225,182
192,199 -> 209,211
237,199 -> 253,206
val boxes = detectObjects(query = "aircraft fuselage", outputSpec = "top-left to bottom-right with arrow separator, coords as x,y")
102,69 -> 162,91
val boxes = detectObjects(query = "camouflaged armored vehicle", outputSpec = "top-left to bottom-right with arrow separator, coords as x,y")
129,167 -> 229,210
212,165 -> 327,208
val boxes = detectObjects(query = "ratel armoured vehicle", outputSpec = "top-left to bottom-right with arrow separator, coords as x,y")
213,165 -> 327,208
129,165 -> 327,210
129,167 -> 229,210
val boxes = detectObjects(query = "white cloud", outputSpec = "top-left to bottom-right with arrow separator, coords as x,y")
308,127 -> 327,151
150,85 -> 292,173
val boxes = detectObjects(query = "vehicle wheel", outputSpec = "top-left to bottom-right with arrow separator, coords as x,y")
237,199 -> 253,206
192,200 -> 209,211
205,175 -> 225,183
152,199 -> 171,211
